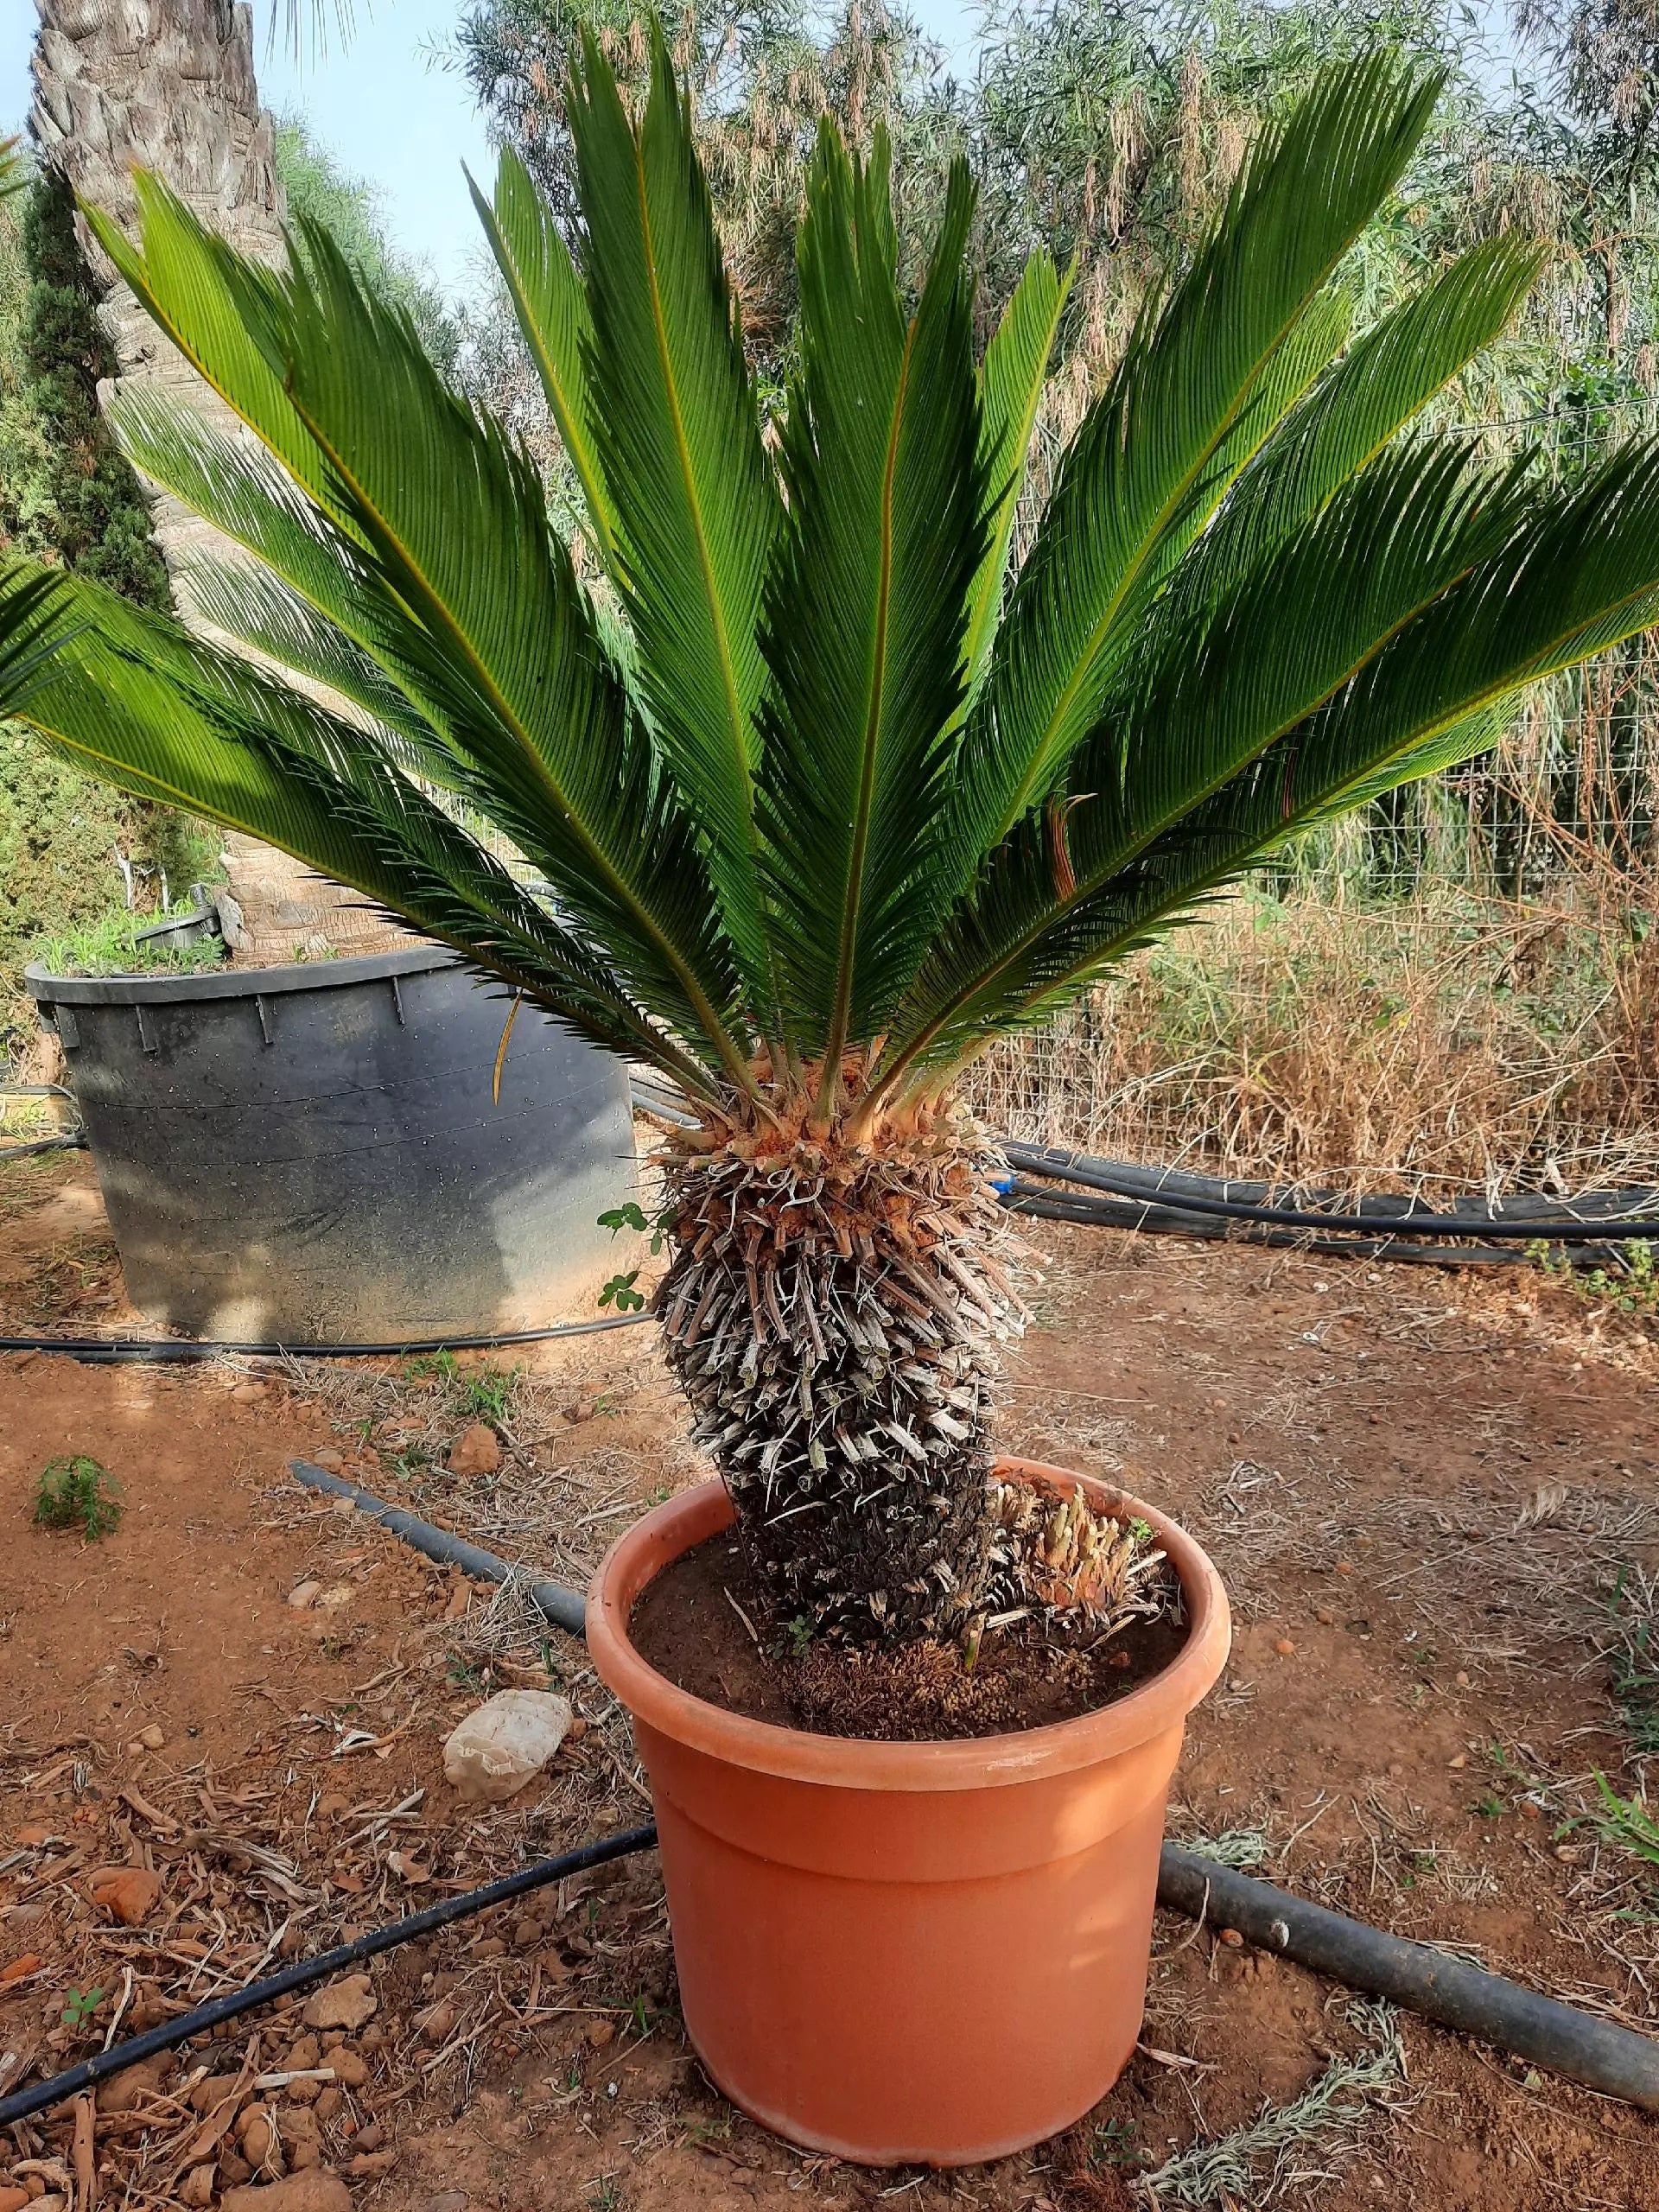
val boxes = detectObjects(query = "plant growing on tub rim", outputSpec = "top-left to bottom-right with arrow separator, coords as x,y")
8,36 -> 1659,1643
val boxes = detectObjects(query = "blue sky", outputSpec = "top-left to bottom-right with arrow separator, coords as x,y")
1,0 -> 977,298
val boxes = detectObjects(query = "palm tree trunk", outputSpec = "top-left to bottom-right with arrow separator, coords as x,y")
656,1121 -> 1032,1643
29,0 -> 407,963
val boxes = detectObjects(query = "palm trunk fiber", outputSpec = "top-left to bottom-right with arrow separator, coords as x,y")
656,1128 -> 1031,1643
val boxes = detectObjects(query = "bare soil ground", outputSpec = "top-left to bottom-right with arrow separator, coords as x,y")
3,1152 -> 1659,2211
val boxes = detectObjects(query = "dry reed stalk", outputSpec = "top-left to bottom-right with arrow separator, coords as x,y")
965,875 -> 1659,1202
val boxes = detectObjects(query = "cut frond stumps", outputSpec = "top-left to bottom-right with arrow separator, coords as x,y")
655,1103 -> 1035,1641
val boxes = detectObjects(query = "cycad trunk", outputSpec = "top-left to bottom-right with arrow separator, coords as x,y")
29,0 -> 406,963
657,1116 -> 1031,1643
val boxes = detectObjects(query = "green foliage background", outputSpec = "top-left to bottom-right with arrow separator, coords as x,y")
0,127 -> 455,1030
0,169 -> 214,1036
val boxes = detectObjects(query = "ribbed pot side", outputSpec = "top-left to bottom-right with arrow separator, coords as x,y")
587,1457 -> 1230,2167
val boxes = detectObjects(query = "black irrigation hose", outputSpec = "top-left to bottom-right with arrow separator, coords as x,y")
1004,1141 -> 1659,1243
1158,1847 -> 1659,2113
0,1132 -> 85,1160
290,1459 -> 588,1634
0,1825 -> 659,2130
1006,1183 -> 1543,1268
0,1080 -> 85,1161
0,1311 -> 655,1366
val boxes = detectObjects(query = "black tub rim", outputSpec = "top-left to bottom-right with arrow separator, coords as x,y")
24,943 -> 460,1007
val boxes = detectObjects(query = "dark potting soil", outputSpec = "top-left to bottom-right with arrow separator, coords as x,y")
629,1529 -> 1191,1741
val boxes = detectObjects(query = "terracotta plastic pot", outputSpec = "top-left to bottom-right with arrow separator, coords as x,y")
587,1457 -> 1230,2167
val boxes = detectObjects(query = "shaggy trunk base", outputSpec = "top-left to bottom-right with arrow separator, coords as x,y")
655,1119 -> 1031,1643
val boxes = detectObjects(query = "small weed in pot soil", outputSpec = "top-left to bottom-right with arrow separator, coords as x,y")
32,1453 -> 122,1541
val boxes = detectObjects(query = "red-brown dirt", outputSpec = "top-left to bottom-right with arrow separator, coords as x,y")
3,1151 -> 1658,2209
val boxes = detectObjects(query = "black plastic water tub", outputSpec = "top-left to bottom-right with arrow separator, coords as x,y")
25,947 -> 637,1344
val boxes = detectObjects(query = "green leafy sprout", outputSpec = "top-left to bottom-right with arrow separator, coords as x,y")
784,1613 -> 814,1657
599,1198 -> 674,1255
1590,1771 -> 1659,1870
404,1348 -> 520,1420
33,1455 -> 123,1541
1529,1236 -> 1659,1319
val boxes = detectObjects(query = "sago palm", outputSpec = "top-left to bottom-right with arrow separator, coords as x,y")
9,37 -> 1659,1644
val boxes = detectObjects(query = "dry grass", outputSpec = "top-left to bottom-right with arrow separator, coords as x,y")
1132,2001 -> 1410,2207
966,880 -> 1659,1200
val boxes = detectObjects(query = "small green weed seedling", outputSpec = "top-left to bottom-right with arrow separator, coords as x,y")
33,1456 -> 122,1541
1603,1566 -> 1659,1758
405,1348 -> 459,1387
1090,2116 -> 1146,2171
406,1348 -> 520,1421
1591,1772 -> 1659,1870
1529,1237 -> 1659,1319
597,1199 -> 675,1313
459,1362 -> 519,1422
599,1199 -> 674,1255
60,1986 -> 104,2031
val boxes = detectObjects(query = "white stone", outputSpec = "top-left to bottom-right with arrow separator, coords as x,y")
442,1691 -> 574,1804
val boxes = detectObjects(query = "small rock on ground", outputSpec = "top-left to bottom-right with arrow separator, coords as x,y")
88,1866 -> 162,1926
301,1973 -> 377,2032
220,2173 -> 352,2212
442,1689 -> 572,1803
448,1422 -> 501,1477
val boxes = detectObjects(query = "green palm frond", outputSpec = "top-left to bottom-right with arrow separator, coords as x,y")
879,439 -> 1526,1077
110,388 -> 385,651
882,438 -> 1659,1075
108,386 -> 474,793
180,553 -> 470,791
469,147 -> 618,568
36,41 -> 1659,1146
270,217 -> 751,1088
953,54 -> 1441,859
85,176 -> 339,516
0,137 -> 29,201
757,135 -> 986,1099
0,560 -> 77,709
962,249 -> 1071,706
7,565 -> 712,1090
1173,238 -> 1548,612
569,21 -> 779,1013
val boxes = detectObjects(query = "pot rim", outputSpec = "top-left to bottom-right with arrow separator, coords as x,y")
586,1456 -> 1230,1791
23,944 -> 455,1007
